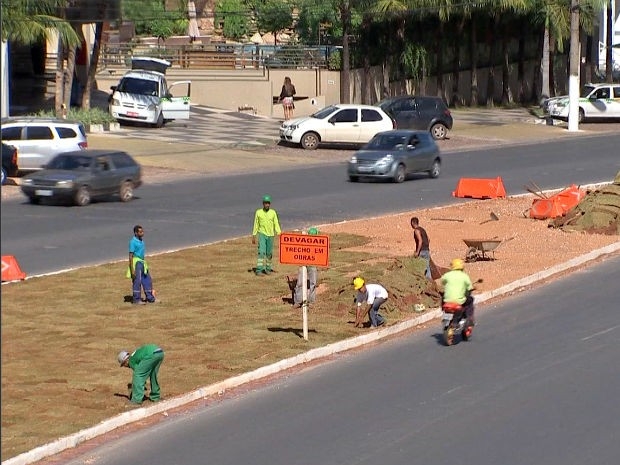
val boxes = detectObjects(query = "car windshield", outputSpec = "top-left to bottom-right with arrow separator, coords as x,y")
48,155 -> 92,171
117,77 -> 159,96
310,106 -> 338,119
365,133 -> 411,150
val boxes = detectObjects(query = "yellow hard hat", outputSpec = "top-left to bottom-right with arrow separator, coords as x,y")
450,258 -> 465,270
353,277 -> 365,290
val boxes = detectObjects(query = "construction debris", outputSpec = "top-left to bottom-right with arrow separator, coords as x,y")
550,172 -> 620,235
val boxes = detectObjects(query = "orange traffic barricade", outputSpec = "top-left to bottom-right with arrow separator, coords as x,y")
529,184 -> 585,219
1,255 -> 27,282
452,177 -> 507,199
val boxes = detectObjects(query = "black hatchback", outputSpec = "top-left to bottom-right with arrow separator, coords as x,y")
377,96 -> 453,140
20,149 -> 142,206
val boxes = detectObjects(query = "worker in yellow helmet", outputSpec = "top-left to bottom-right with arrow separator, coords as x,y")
440,258 -> 476,328
353,277 -> 388,328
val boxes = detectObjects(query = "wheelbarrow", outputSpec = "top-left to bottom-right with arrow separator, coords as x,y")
463,238 -> 503,262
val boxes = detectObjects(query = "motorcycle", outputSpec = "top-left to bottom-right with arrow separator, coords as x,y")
440,279 -> 481,346
441,302 -> 474,346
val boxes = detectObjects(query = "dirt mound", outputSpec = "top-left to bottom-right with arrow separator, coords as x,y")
550,172 -> 620,234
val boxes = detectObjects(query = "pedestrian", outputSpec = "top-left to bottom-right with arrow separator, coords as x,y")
118,344 -> 165,405
294,227 -> 319,306
127,225 -> 156,304
252,195 -> 281,275
353,277 -> 388,328
411,216 -> 431,279
279,76 -> 296,120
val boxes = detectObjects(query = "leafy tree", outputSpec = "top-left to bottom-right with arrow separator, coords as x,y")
255,0 -> 293,46
122,0 -> 186,38
214,0 -> 251,40
295,0 -> 341,45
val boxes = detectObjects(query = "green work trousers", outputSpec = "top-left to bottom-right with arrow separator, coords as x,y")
131,350 -> 165,404
256,233 -> 274,272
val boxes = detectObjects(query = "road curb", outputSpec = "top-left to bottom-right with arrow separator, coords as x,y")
4,241 -> 619,465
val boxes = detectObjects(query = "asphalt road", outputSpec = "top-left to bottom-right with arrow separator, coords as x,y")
57,254 -> 620,465
1,133 -> 619,276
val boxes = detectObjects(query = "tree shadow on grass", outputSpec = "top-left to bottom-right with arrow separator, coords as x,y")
267,327 -> 317,339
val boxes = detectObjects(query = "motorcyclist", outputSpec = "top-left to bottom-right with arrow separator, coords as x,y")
440,258 -> 476,329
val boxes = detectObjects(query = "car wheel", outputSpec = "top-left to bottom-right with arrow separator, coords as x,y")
428,159 -> 441,178
1,168 -> 5,185
393,164 -> 406,183
28,195 -> 40,205
119,181 -> 134,202
74,186 -> 91,206
578,108 -> 585,124
348,175 -> 359,183
300,132 -> 320,150
154,112 -> 164,128
430,123 -> 448,140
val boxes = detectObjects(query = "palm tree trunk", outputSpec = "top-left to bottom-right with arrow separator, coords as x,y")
541,24 -> 550,100
451,16 -> 465,107
63,43 -> 77,110
501,33 -> 513,105
55,40 -> 65,117
82,22 -> 104,110
605,2 -> 613,82
469,13 -> 479,106
485,16 -> 499,107
435,21 -> 445,100
339,1 -> 351,104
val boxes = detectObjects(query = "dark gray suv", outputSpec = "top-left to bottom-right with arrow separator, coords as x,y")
377,96 -> 453,140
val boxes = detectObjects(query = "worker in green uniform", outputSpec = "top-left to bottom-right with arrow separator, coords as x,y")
118,344 -> 165,404
252,195 -> 281,275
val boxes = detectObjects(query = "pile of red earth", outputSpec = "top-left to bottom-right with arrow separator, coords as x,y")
551,171 -> 620,235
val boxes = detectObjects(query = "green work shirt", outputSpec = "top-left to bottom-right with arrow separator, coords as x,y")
252,208 -> 281,237
441,270 -> 473,305
128,344 -> 163,369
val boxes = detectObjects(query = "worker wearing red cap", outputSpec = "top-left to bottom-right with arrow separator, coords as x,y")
252,195 -> 281,275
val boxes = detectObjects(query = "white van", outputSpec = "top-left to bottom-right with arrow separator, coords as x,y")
109,57 -> 191,128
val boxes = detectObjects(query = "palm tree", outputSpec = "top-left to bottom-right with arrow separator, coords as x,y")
1,0 -> 80,116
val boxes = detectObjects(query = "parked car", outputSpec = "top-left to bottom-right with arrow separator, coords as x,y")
347,130 -> 441,183
376,95 -> 453,140
0,117 -> 88,171
544,83 -> 620,122
109,57 -> 191,128
2,142 -> 19,185
279,104 -> 395,150
20,149 -> 142,206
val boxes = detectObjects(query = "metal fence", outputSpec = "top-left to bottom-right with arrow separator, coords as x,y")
98,43 -> 338,71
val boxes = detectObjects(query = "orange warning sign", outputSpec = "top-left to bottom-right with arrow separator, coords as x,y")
279,232 -> 330,267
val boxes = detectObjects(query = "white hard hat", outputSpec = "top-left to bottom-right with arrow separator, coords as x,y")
117,350 -> 130,366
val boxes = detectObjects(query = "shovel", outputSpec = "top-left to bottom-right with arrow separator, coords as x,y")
479,212 -> 500,225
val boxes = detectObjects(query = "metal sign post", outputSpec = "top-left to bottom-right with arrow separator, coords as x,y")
279,232 -> 330,341
301,265 -> 308,340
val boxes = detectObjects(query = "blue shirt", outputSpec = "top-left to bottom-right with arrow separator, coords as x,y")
129,236 -> 145,259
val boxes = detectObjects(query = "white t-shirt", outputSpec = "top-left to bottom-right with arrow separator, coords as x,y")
363,283 -> 388,304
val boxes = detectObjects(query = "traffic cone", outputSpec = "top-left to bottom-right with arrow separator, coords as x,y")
452,177 -> 507,199
1,256 -> 27,282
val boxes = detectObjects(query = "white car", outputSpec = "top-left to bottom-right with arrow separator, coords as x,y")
279,104 -> 395,150
545,83 -> 620,122
109,57 -> 191,128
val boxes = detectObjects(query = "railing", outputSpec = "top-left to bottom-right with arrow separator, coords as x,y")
98,43 -> 335,71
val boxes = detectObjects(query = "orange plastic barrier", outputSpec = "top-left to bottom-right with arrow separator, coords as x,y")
529,184 -> 585,219
1,255 -> 27,282
452,177 -> 507,199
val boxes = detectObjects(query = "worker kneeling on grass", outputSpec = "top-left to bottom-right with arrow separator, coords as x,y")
118,344 -> 165,405
353,277 -> 388,328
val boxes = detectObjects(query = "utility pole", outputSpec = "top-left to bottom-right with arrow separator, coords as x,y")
568,0 -> 580,132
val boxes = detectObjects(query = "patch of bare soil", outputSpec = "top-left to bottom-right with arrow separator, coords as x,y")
319,194 -> 620,295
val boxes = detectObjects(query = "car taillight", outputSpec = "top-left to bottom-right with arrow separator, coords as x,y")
79,142 -> 88,150
444,109 -> 451,117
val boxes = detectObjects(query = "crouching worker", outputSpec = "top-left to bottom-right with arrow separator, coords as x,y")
118,344 -> 165,404
353,277 -> 388,328
293,227 -> 320,307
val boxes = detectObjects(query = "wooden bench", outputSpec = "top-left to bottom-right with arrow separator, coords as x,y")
179,50 -> 237,69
